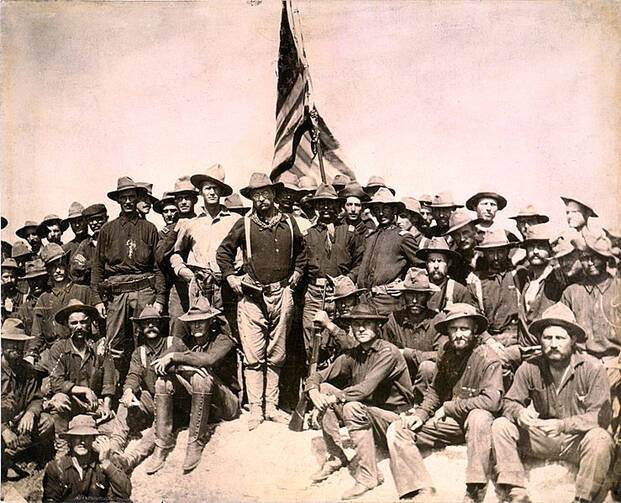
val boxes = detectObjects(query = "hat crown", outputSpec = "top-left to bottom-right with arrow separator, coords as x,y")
540,302 -> 578,325
402,268 -> 432,290
136,182 -> 153,195
441,303 -> 483,323
479,229 -> 510,247
224,193 -> 245,208
136,304 -> 163,320
41,214 -> 62,223
21,220 -> 39,229
204,164 -> 226,184
182,296 -> 220,320
68,414 -> 97,432
160,191 -> 174,201
115,176 -> 137,191
432,191 -> 457,206
67,201 -> 85,219
173,175 -> 197,193
83,203 -> 107,218
517,204 -> 538,216
2,318 -> 26,335
584,233 -> 612,257
420,236 -> 451,253
401,197 -> 421,214
418,194 -> 432,205
24,258 -> 46,274
298,175 -> 318,190
523,223 -> 551,242
2,258 -> 19,269
331,275 -> 357,297
332,174 -> 351,185
40,243 -> 65,264
339,182 -> 369,201
313,183 -> 339,199
278,171 -> 300,185
366,175 -> 386,187
247,172 -> 273,189
448,208 -> 476,229
368,187 -> 400,204
347,302 -> 382,319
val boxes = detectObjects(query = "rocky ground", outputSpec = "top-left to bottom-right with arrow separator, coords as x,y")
1,411 -> 616,503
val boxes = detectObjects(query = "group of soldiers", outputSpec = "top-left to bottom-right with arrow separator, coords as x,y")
1,165 -> 619,502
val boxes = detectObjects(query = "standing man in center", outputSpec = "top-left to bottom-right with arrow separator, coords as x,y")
217,172 -> 307,430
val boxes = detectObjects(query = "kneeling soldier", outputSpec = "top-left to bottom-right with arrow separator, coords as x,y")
387,303 -> 502,503
146,298 -> 240,474
491,303 -> 614,503
307,302 -> 414,500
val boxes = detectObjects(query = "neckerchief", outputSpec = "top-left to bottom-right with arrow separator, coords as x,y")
251,211 -> 283,230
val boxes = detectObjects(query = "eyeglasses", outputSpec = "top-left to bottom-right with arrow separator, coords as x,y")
251,189 -> 272,200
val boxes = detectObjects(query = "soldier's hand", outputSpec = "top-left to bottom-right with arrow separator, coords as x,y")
119,388 -> 135,408
313,310 -> 331,329
227,275 -> 243,297
288,270 -> 302,289
17,411 -> 35,435
48,394 -> 72,413
94,436 -> 112,463
2,428 -> 19,449
400,413 -> 423,432
308,389 -> 332,412
432,406 -> 446,422
535,418 -> 563,437
152,353 -> 174,375
179,266 -> 195,283
517,406 -> 539,429
95,302 -> 107,319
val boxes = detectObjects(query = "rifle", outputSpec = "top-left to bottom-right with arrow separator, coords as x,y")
289,283 -> 327,432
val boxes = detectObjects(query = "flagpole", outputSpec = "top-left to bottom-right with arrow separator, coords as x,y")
309,107 -> 327,184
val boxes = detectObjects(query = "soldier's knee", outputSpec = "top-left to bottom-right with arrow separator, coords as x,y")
465,408 -> 493,430
155,377 -> 174,395
342,401 -> 367,424
491,416 -> 516,440
38,413 -> 55,436
582,428 -> 614,453
191,372 -> 214,392
418,360 -> 436,382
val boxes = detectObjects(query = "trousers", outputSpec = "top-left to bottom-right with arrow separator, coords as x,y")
387,409 -> 494,497
491,417 -> 614,501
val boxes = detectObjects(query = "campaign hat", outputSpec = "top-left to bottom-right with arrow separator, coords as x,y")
363,175 -> 395,196
310,183 -> 341,202
190,164 -> 233,196
445,208 -> 480,235
363,188 -> 405,211
154,192 -> 177,214
327,275 -> 366,301
520,224 -> 553,247
61,415 -> 101,437
400,197 -> 423,219
224,193 -> 251,213
40,243 -> 68,265
528,303 -> 586,343
136,183 -> 158,204
16,220 -> 40,239
560,196 -> 597,218
240,172 -> 283,199
435,303 -> 488,336
416,237 -> 460,261
339,182 -> 370,202
418,194 -> 433,207
398,268 -> 440,293
83,204 -> 108,218
107,176 -> 148,202
331,174 -> 351,192
21,258 -> 48,280
131,304 -> 169,322
63,202 -> 85,224
339,302 -> 387,322
37,214 -> 69,237
475,229 -> 516,250
583,233 -> 614,259
429,191 -> 463,209
168,176 -> 199,197
298,175 -> 319,194
1,318 -> 34,342
276,171 -> 303,192
11,241 -> 33,262
55,298 -> 100,325
1,217 -> 6,230
1,258 -> 19,270
179,297 -> 221,322
509,205 -> 549,224
466,186 -> 507,211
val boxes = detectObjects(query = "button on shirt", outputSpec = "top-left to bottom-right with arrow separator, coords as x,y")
502,353 -> 611,433
307,338 -> 414,413
170,205 -> 241,275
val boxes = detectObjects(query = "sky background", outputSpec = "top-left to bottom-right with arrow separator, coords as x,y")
1,0 -> 619,240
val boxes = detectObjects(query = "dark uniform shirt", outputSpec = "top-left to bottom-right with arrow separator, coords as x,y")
1,362 -> 43,426
91,214 -> 166,305
304,222 -> 365,283
428,277 -> 476,312
502,353 -> 611,433
16,293 -> 42,336
414,341 -> 503,423
217,212 -> 307,285
307,338 -> 414,413
357,224 -> 420,289
62,234 -> 89,261
1,288 -> 24,321
49,338 -> 115,397
42,455 -> 131,502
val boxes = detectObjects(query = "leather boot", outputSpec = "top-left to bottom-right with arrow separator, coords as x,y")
245,368 -> 264,431
144,391 -> 173,475
182,391 -> 212,473
264,366 -> 289,424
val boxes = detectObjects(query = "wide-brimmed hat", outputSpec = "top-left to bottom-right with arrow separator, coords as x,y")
40,243 -> 68,265
429,191 -> 463,209
54,298 -> 100,325
363,188 -> 405,211
339,182 -> 370,202
520,223 -> 552,247
583,233 -> 613,259
169,176 -> 199,197
179,297 -> 221,322
16,220 -> 40,239
11,241 -> 33,261
298,175 -> 318,194
276,171 -> 303,192
21,259 -> 47,280
83,203 -> 108,219
339,302 -> 387,322
2,319 -> 34,342
136,183 -> 158,204
400,197 -> 422,219
444,209 -> 480,235
509,205 -> 549,224
327,275 -> 366,301
398,268 -> 440,293
528,303 -> 586,342
131,304 -> 169,322
1,258 -> 19,270
466,187 -> 507,211
240,172 -> 283,199
475,229 -> 516,250
224,193 -> 251,213
331,174 -> 351,192
154,192 -> 177,214
364,175 -> 395,196
551,234 -> 576,259
63,202 -> 85,224
435,303 -> 488,335
37,214 -> 69,237
416,237 -> 460,261
190,164 -> 233,196
107,176 -> 147,202
605,226 -> 621,240
310,183 -> 341,203
61,415 -> 101,437
418,194 -> 433,207
560,196 -> 597,218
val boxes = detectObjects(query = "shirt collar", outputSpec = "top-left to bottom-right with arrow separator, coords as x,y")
119,213 -> 140,225
198,205 -> 230,221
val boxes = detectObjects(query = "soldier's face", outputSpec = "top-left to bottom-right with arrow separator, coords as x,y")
516,216 -> 539,237
315,199 -> 339,223
447,318 -> 476,351
431,207 -> 452,228
88,214 -> 108,234
118,190 -> 138,214
136,197 -> 152,216
452,224 -> 477,251
403,291 -> 429,315
475,198 -> 498,223
251,188 -> 275,213
69,435 -> 94,457
580,251 -> 607,277
161,205 -> 179,226
1,269 -> 16,288
175,194 -> 196,214
46,224 -> 62,244
200,183 -> 222,206
541,326 -> 573,363
344,197 -> 362,221
139,319 -> 161,339
28,275 -> 48,297
371,204 -> 397,226
565,202 -> 587,229
46,259 -> 67,283
68,312 -> 91,341
70,218 -> 87,236
276,189 -> 301,213
397,212 -> 413,231
526,242 -> 550,267
419,206 -> 433,226
426,253 -> 449,283
556,252 -> 583,279
2,340 -> 25,363
351,319 -> 379,345
25,229 -> 41,250
335,295 -> 357,317
484,247 -> 510,271
189,319 -> 211,339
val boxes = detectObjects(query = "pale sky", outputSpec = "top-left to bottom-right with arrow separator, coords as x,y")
1,0 -> 619,240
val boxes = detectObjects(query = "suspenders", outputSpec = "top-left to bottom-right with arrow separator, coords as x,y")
243,215 -> 294,267
140,336 -> 173,368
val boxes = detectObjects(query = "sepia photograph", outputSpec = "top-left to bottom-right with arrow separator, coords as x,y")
1,0 -> 620,501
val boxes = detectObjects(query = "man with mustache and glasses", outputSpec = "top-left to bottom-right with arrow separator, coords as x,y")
386,303 -> 502,503
491,303 -> 613,503
42,415 -> 131,502
46,300 -> 115,458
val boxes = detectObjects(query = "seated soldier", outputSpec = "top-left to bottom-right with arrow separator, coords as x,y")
491,303 -> 614,503
387,303 -> 502,503
101,305 -> 187,471
307,302 -> 414,500
46,299 -> 115,457
1,319 -> 54,480
42,415 -> 131,502
145,298 -> 240,474
382,268 -> 443,401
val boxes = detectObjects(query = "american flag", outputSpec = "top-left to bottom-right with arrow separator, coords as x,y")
270,0 -> 355,184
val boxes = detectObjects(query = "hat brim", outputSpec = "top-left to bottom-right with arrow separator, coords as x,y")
364,200 -> 406,211
310,194 -> 343,203
429,203 -> 464,209
340,312 -> 388,322
153,199 -> 177,214
528,317 -> 586,343
445,218 -> 481,235
190,174 -> 233,196
435,313 -> 488,335
475,242 -> 516,251
168,188 -> 199,198
107,186 -> 148,202
2,333 -> 35,342
55,304 -> 100,325
339,190 -> 370,202
130,315 -> 170,322
327,288 -> 367,301
363,186 -> 396,196
240,182 -> 283,200
466,192 -> 507,211
61,427 -> 101,437
16,226 -> 38,239
37,220 -> 69,237
415,248 -> 460,261
509,214 -> 549,224
178,310 -> 221,322
21,269 -> 48,280
560,197 -> 598,218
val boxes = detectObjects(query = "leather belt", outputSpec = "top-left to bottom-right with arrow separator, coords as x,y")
106,275 -> 154,294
